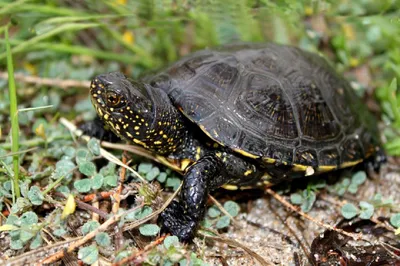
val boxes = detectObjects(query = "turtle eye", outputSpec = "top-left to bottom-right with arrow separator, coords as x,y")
105,91 -> 123,107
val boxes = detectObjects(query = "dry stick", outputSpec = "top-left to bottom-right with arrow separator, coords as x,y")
112,153 -> 128,250
101,141 -> 183,173
112,235 -> 168,266
265,188 -> 364,240
101,141 -> 158,162
3,237 -> 81,266
265,197 -> 312,262
198,232 -> 272,266
81,191 -> 113,203
60,117 -> 148,183
209,195 -> 241,228
92,201 -> 100,222
54,192 -> 109,219
38,183 -> 182,265
0,71 -> 90,89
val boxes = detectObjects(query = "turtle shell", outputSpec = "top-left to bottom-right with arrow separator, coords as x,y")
148,43 -> 379,170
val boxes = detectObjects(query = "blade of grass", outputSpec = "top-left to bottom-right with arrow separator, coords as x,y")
388,78 -> 400,127
100,24 -> 155,67
0,23 -> 99,61
0,0 -> 29,15
5,26 -> 20,200
0,39 -> 142,65
0,2 -> 84,16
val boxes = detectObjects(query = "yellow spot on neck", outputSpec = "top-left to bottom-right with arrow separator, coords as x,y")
263,158 -> 276,164
222,184 -> 238,190
180,159 -> 192,171
195,147 -> 201,161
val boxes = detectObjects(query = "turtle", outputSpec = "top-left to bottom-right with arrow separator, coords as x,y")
83,43 -> 384,242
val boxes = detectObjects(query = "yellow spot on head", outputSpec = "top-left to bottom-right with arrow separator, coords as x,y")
133,139 -> 146,147
213,143 -> 219,148
134,126 -> 140,130
103,114 -> 109,120
154,141 -> 162,145
126,132 -> 133,138
163,134 -> 168,138
159,130 -> 164,134
244,169 -> 253,176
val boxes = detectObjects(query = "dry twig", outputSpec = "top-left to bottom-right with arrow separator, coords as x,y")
0,71 -> 90,89
112,235 -> 168,266
199,230 -> 272,266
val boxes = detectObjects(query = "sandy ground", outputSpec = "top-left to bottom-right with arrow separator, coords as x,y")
203,161 -> 400,266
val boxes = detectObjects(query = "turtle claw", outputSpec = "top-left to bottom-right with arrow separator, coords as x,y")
159,201 -> 197,242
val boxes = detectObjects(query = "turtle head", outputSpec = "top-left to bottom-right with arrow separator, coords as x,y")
90,72 -> 186,154
90,72 -> 154,144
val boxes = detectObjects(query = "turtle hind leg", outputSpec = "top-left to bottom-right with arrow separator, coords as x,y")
364,147 -> 386,174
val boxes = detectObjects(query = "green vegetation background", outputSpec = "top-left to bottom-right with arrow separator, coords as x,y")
0,0 -> 400,264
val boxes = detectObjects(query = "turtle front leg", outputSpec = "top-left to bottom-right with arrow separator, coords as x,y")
159,155 -> 225,242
